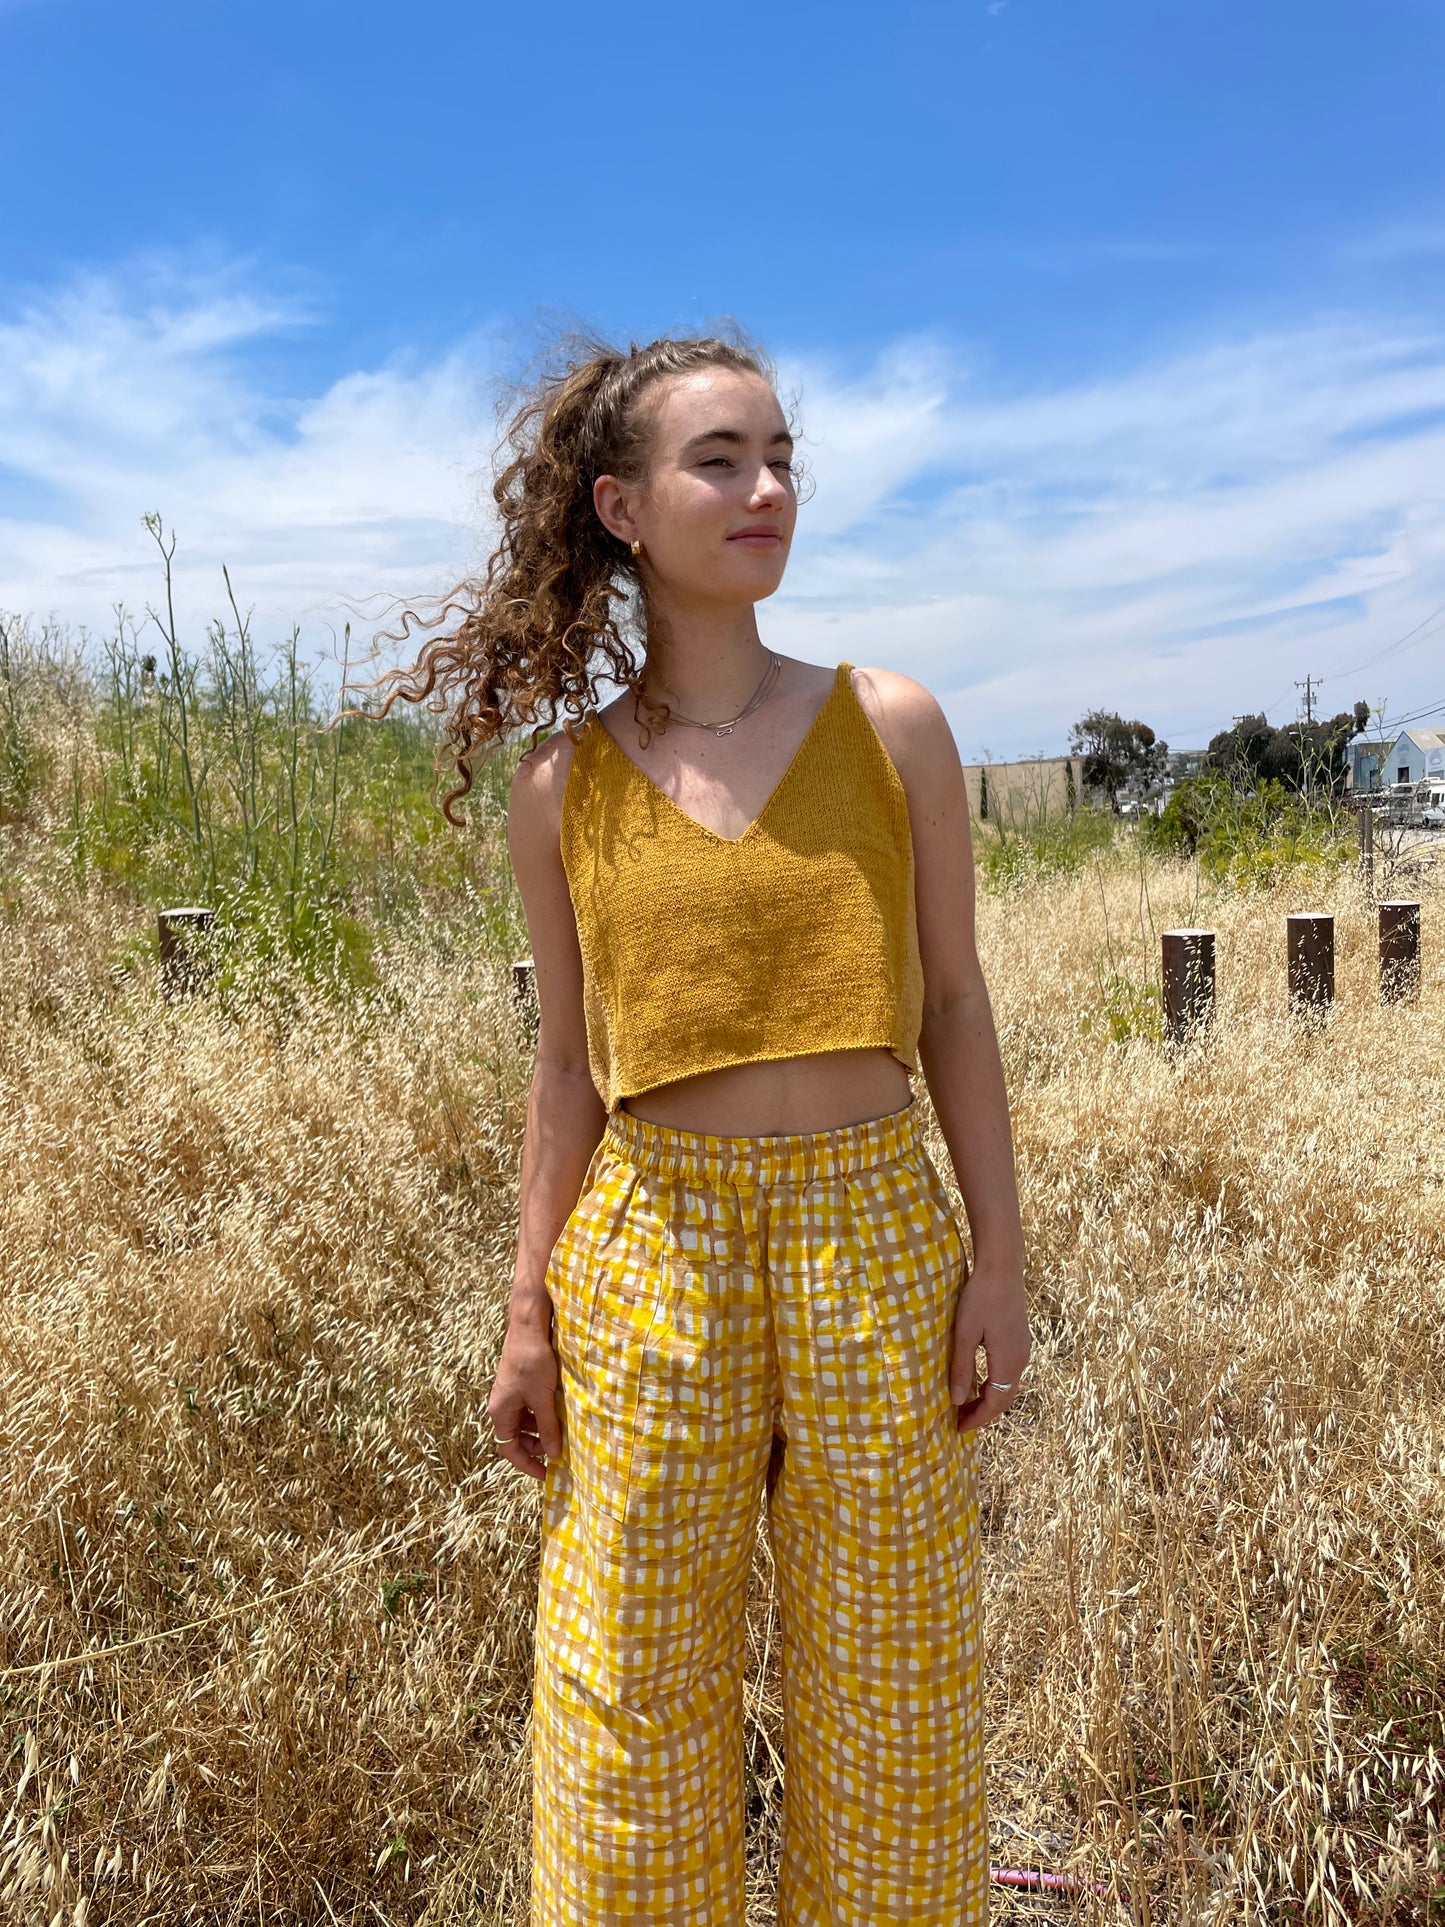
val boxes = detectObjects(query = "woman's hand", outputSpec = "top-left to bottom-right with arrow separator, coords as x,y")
949,1255 -> 1030,1434
487,1312 -> 562,1481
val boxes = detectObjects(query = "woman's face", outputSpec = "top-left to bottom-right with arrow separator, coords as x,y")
594,368 -> 798,608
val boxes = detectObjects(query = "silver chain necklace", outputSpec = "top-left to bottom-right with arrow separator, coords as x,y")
647,650 -> 783,737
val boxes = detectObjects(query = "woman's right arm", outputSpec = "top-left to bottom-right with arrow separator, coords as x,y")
486,731 -> 608,1481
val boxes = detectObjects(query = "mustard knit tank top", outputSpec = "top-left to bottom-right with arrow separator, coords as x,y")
560,660 -> 925,1113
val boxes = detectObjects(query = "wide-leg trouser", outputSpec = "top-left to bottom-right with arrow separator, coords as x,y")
530,1099 -> 987,1926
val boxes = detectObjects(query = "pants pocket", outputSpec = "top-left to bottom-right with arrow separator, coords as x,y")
577,1177 -> 722,1527
865,1154 -> 966,1448
572,1186 -> 729,1702
807,1232 -> 899,1506
569,1260 -> 653,1524
573,1262 -> 717,1705
544,1141 -> 626,1360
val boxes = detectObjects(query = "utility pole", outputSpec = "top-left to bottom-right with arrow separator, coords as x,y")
1295,674 -> 1318,724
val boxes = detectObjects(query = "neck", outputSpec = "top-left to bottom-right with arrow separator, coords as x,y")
640,596 -> 771,718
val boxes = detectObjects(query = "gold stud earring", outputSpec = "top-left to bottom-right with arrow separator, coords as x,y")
630,539 -> 642,559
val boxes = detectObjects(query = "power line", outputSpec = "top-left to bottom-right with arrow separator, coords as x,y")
1381,695 -> 1445,730
1317,600 -> 1445,684
1166,598 -> 1445,751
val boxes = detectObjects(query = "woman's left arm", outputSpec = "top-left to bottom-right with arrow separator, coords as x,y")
853,667 -> 1031,1433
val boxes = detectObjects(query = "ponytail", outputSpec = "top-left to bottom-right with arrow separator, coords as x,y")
362,332 -> 775,824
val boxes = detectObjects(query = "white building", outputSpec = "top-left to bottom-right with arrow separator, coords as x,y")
1348,726 -> 1445,791
1382,726 -> 1445,788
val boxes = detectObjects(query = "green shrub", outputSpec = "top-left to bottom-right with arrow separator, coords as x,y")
977,803 -> 1119,891
1145,772 -> 1352,888
5,524 -> 528,993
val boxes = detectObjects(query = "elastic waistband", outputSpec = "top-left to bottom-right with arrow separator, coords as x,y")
602,1099 -> 923,1188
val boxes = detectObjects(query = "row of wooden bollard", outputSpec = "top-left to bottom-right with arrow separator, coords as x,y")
515,925 -> 1424,1050
1162,902 -> 1423,1043
167,914 -> 1424,1045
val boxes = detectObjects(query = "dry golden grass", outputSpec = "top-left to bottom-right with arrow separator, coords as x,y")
978,851 -> 1445,1924
1,836 -> 1442,1924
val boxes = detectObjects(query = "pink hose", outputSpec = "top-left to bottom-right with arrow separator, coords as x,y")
991,1864 -> 1132,1904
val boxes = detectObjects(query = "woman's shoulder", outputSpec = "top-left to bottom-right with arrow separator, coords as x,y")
844,663 -> 958,783
509,712 -> 596,841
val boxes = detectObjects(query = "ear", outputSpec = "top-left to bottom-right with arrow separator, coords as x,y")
593,474 -> 639,547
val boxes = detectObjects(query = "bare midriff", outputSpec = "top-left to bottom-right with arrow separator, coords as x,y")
619,1043 -> 913,1137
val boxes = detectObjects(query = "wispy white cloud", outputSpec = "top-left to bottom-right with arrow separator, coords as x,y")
778,326 -> 1445,752
0,263 -> 488,663
3,261 -> 1444,756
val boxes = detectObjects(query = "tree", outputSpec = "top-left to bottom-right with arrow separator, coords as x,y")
1206,700 -> 1367,798
1068,710 -> 1168,805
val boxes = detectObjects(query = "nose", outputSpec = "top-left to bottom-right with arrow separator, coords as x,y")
751,463 -> 789,509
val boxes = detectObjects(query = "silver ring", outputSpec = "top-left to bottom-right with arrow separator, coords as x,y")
492,1433 -> 518,1444
988,1379 -> 1014,1391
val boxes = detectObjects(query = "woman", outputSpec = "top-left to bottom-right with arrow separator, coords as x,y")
384,334 -> 1030,1924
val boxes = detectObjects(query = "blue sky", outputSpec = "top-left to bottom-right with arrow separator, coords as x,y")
4,0 -> 1445,755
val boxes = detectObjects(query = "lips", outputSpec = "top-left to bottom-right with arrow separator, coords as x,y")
727,527 -> 783,545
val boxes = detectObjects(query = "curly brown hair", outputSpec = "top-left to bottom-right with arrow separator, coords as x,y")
359,331 -> 785,825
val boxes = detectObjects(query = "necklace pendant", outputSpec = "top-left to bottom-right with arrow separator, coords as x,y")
715,723 -> 735,736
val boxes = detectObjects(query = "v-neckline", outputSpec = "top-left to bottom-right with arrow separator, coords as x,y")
588,662 -> 849,847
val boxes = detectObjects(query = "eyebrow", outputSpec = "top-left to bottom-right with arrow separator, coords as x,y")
680,426 -> 795,455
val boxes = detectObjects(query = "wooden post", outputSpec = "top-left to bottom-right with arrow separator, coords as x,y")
512,957 -> 538,1039
1379,901 -> 1421,1004
1357,802 -> 1374,892
1287,914 -> 1335,1017
1161,929 -> 1215,1044
157,907 -> 216,1000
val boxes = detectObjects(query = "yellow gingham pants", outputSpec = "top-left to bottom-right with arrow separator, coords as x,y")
531,1099 -> 987,1925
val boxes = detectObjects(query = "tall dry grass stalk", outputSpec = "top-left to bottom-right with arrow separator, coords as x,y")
0,837 -> 1441,1923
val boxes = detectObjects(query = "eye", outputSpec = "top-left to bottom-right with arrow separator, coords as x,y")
699,455 -> 734,468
